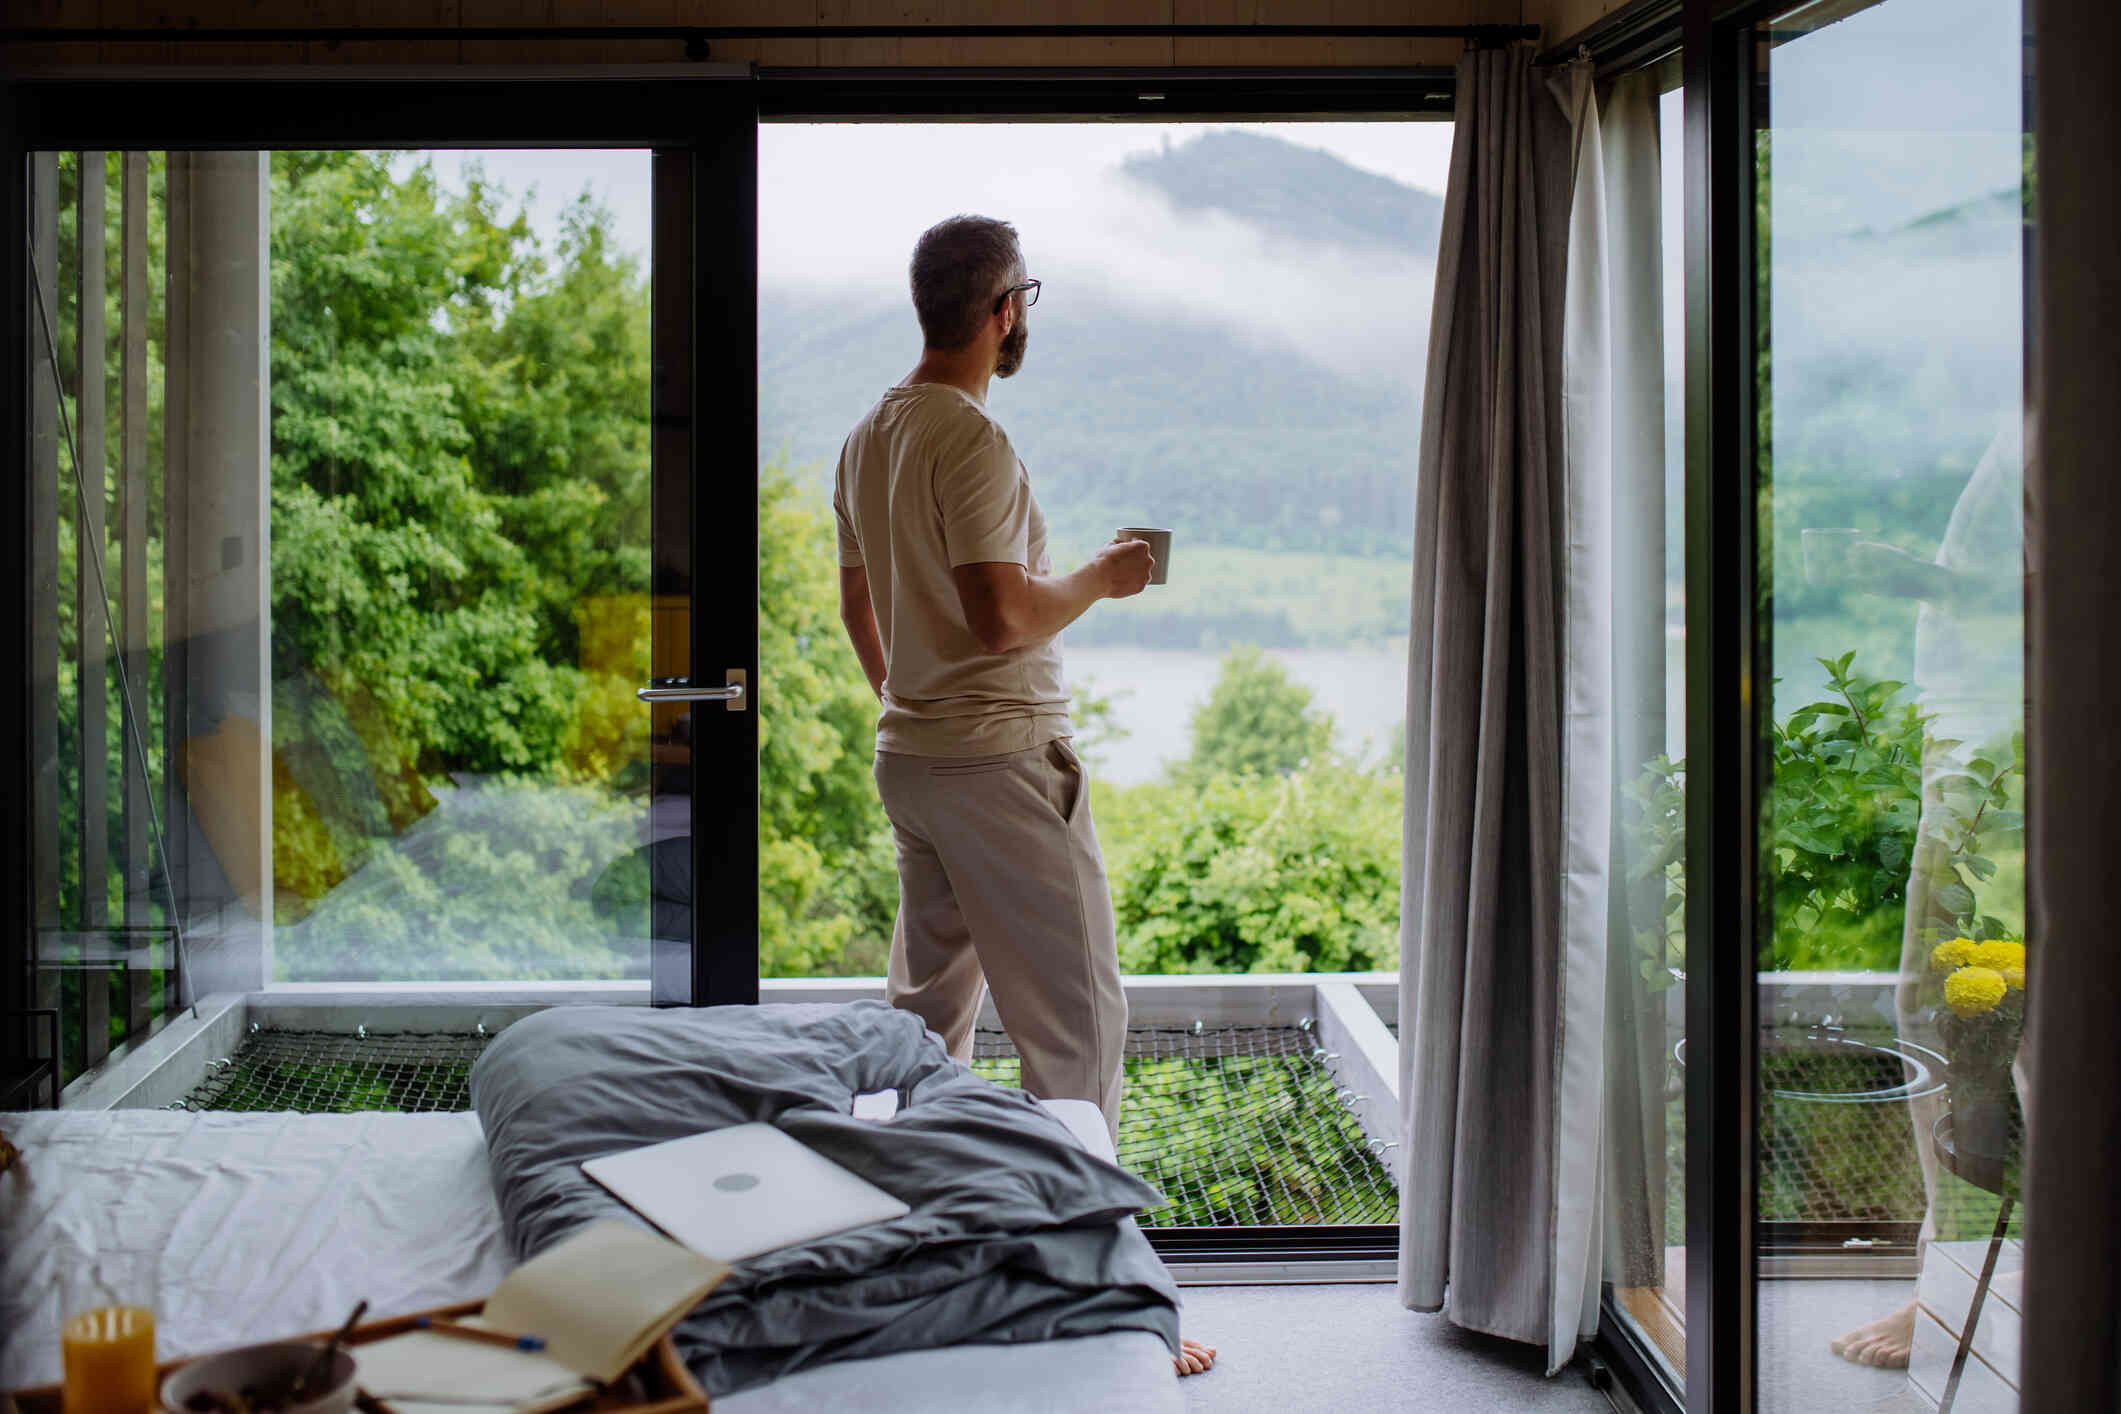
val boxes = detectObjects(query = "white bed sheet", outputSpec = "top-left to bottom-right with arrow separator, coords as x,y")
0,1110 -> 509,1389
0,1105 -> 1179,1414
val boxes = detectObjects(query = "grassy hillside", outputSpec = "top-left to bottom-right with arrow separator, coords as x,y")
1063,546 -> 1410,651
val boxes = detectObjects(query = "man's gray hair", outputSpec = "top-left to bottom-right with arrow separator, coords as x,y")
909,215 -> 1023,351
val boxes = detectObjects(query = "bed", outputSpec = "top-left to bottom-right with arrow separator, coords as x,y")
0,1101 -> 1181,1411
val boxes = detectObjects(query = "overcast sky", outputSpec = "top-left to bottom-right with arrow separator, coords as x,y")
416,0 -> 2018,392
431,122 -> 1452,274
426,122 -> 1452,385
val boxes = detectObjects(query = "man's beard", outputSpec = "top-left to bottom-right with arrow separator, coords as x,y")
995,317 -> 1029,379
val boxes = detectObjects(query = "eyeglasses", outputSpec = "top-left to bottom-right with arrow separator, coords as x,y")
993,279 -> 1041,314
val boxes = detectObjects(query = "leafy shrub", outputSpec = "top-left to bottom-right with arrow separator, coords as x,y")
1629,650 -> 2025,975
1765,652 -> 1929,971
1100,763 -> 1401,975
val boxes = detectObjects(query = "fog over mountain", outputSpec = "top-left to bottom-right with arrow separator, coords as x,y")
759,123 -> 2025,653
760,129 -> 1442,560
1118,128 -> 1445,253
1771,181 -> 2025,498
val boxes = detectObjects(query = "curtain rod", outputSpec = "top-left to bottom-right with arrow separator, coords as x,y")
0,24 -> 1542,58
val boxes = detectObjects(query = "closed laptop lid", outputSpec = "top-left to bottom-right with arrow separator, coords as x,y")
581,1122 -> 911,1262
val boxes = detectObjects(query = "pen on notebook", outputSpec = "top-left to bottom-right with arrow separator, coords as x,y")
413,1316 -> 549,1352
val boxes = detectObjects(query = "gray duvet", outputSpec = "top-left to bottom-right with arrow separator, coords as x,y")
469,1001 -> 1180,1396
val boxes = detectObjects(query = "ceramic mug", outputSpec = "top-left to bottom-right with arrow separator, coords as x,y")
1115,526 -> 1173,586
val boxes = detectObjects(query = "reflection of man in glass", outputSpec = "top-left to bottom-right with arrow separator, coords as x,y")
1819,409 -> 2026,1370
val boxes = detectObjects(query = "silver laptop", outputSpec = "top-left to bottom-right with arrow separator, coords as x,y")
581,1123 -> 911,1262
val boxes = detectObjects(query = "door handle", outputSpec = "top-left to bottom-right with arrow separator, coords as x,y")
637,669 -> 747,711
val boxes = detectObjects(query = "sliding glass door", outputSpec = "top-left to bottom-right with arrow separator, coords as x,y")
5,81 -> 761,1103
1748,0 -> 2030,1408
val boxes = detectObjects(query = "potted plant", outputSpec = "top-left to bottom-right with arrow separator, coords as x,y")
1929,934 -> 2027,1161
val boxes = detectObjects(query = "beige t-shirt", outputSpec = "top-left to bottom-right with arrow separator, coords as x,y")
834,383 -> 1072,757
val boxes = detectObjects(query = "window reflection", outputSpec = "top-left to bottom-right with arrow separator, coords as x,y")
1755,0 -> 2028,1407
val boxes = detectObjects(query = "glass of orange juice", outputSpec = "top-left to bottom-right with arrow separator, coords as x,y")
60,1255 -> 158,1414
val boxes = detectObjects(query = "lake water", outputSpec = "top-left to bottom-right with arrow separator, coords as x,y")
1064,634 -> 1690,787
1062,646 -> 1408,786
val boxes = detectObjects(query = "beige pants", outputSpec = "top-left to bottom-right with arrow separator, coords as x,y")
875,737 -> 1128,1133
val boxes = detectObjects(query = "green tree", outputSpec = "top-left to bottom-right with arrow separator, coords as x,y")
269,150 -> 614,777
263,152 -> 679,976
757,460 -> 898,976
1184,644 -> 1334,779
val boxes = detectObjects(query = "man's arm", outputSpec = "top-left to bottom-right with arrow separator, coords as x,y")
838,564 -> 888,702
954,537 -> 1155,655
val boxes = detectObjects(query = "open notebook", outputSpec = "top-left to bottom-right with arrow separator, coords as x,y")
356,1221 -> 729,1413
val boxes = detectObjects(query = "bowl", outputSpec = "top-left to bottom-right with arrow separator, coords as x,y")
159,1340 -> 358,1414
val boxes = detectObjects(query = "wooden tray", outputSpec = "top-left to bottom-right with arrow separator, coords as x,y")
0,1300 -> 708,1414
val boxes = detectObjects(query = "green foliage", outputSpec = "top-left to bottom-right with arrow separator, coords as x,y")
1101,762 -> 1401,976
269,151 -> 648,778
1631,651 -> 2026,976
262,153 -> 911,978
1765,653 -> 1927,971
1066,643 -> 1404,977
278,780 -> 643,981
757,461 -> 898,977
1066,676 -> 1131,771
255,151 -> 671,978
1182,645 -> 1334,780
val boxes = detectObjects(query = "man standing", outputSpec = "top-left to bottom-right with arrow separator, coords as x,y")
833,215 -> 1150,1131
836,214 -> 1213,1381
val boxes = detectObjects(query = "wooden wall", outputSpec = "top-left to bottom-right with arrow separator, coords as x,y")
5,1 -> 1538,71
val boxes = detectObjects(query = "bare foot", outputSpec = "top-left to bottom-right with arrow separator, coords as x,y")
1174,1336 -> 1218,1376
1828,1302 -> 1915,1369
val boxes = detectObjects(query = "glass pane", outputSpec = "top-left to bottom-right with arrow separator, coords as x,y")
27,149 -> 673,1059
25,151 -> 182,1096
1753,1 -> 2028,1407
758,121 -> 1448,1226
1606,72 -> 1690,1393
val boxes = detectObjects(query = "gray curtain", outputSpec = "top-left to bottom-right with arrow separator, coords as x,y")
2020,0 -> 2121,1407
1397,41 -> 1575,1354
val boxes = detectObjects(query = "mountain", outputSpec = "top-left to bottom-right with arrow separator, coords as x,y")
759,286 -> 1422,561
1120,129 -> 1444,253
760,130 -> 1438,567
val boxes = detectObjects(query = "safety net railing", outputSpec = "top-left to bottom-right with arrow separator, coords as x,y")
175,1022 -> 1400,1229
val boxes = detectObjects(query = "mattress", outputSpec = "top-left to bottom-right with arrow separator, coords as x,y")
0,1103 -> 1179,1413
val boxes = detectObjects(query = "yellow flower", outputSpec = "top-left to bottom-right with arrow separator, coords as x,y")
1971,940 -> 2026,973
2002,966 -> 2026,991
1931,937 -> 1979,973
1945,966 -> 2009,1017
